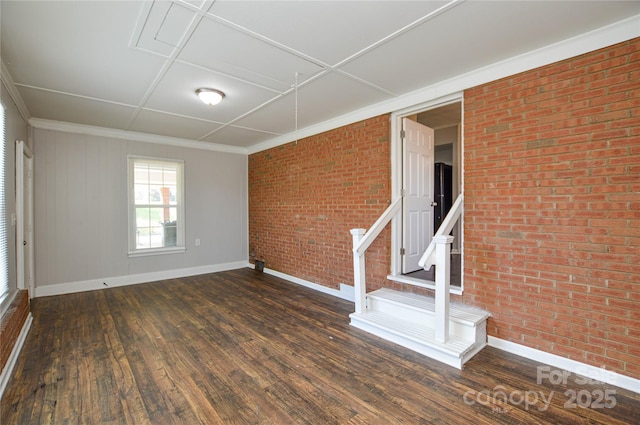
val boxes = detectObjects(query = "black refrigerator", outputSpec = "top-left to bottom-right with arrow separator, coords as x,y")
434,162 -> 453,232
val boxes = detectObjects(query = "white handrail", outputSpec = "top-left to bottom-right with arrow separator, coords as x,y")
350,197 -> 402,314
351,193 -> 463,344
353,198 -> 402,256
418,194 -> 463,268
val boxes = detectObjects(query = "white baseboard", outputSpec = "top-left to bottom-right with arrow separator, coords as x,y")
0,312 -> 33,399
258,266 -> 355,302
34,261 -> 250,298
488,336 -> 640,394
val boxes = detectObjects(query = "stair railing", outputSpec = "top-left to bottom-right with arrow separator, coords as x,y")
350,198 -> 402,314
418,194 -> 463,343
350,194 -> 463,344
418,194 -> 463,269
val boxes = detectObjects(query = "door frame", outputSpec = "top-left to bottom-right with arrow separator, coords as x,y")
390,93 -> 464,285
16,140 -> 34,297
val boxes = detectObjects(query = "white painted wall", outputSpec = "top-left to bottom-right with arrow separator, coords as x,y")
32,128 -> 248,292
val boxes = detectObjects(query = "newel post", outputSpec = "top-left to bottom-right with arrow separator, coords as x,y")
433,235 -> 454,343
350,228 -> 367,314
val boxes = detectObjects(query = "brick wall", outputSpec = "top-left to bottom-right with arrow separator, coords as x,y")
249,116 -> 391,291
463,38 -> 640,378
1,290 -> 29,373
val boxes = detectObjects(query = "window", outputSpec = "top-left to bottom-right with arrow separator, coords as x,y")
128,156 -> 184,256
0,103 -> 9,314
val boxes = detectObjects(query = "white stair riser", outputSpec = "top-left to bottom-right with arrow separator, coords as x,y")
368,296 -> 428,321
354,288 -> 491,369
475,321 -> 487,346
368,296 -> 484,343
350,317 -> 465,369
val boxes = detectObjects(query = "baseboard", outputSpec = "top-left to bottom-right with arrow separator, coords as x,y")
0,312 -> 33,399
258,267 -> 355,302
488,336 -> 640,394
33,261 -> 250,298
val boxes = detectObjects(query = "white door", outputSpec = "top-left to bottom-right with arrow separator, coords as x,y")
16,141 -> 34,296
24,153 -> 34,296
402,118 -> 434,273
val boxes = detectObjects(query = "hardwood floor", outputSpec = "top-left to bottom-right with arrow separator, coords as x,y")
2,268 -> 639,424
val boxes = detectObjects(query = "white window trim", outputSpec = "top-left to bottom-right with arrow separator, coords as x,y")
127,155 -> 185,257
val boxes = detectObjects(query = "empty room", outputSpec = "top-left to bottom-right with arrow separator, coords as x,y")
1,1 -> 639,423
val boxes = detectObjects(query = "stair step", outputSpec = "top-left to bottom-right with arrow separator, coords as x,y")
350,310 -> 486,369
368,288 -> 490,326
387,274 -> 463,295
350,288 -> 491,369
351,310 -> 473,356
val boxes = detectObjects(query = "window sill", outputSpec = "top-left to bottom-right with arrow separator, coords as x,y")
128,247 -> 186,258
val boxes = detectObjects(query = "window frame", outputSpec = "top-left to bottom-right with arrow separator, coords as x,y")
127,155 -> 185,257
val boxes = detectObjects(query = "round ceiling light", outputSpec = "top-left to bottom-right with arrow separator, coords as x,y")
196,88 -> 225,106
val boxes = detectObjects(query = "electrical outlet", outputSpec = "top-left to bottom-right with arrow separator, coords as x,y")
195,238 -> 201,246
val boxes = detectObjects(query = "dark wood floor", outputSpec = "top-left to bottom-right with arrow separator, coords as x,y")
2,269 -> 639,424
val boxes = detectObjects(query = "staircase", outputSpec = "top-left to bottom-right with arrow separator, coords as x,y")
349,288 -> 490,369
350,194 -> 491,369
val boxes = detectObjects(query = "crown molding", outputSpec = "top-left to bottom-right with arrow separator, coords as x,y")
29,118 -> 248,155
248,13 -> 640,155
0,60 -> 32,123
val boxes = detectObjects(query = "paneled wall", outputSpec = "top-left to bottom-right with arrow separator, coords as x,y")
33,129 -> 248,290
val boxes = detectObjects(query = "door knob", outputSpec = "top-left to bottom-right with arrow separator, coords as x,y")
431,201 -> 438,207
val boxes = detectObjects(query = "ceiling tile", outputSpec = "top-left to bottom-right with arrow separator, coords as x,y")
129,109 -> 222,140
340,1 -> 640,96
201,125 -> 278,147
229,93 -> 295,135
133,1 -> 198,57
178,16 -> 324,91
2,0 -> 637,150
1,1 -> 167,105
208,1 -> 450,66
234,71 -> 392,134
144,61 -> 280,123
295,72 -> 392,124
17,86 -> 137,130
182,0 -> 206,8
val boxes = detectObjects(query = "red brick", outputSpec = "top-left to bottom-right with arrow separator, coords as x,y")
251,37 -> 640,383
463,38 -> 640,379
249,115 -> 391,289
0,291 -> 30,372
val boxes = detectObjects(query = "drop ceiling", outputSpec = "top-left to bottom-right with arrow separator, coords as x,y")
1,1 -> 638,152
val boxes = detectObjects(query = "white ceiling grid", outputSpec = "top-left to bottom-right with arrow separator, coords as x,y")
1,0 -> 638,150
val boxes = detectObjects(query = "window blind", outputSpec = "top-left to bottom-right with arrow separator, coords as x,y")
0,103 -> 8,312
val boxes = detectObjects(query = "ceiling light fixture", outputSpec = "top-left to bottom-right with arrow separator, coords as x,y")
196,88 -> 225,106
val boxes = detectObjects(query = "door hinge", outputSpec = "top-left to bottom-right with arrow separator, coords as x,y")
401,189 -> 406,197
400,248 -> 405,256
400,130 -> 406,139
